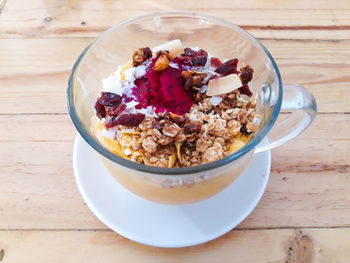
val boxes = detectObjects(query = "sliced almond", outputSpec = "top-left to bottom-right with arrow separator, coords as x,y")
152,39 -> 184,58
206,74 -> 243,96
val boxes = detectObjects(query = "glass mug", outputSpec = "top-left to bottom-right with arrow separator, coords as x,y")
67,11 -> 317,204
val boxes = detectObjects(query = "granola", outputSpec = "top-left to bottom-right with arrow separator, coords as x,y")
92,40 -> 259,167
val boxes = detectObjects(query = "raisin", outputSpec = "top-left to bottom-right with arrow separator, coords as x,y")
98,92 -> 122,107
240,65 -> 254,84
240,124 -> 252,135
215,58 -> 238,76
184,122 -> 201,134
107,103 -> 126,117
94,101 -> 106,119
210,57 -> 222,68
239,84 -> 253,96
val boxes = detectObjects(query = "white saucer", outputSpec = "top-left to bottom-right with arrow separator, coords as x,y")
73,134 -> 271,248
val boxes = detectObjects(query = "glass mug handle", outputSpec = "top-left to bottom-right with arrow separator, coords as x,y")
255,84 -> 317,153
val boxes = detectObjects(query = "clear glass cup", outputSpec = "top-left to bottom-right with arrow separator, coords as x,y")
67,11 -> 317,204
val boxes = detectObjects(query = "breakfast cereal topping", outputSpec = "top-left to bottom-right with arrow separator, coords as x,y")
92,40 -> 258,167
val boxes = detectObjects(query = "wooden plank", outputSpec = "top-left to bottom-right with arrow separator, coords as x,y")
4,0 -> 350,10
0,38 -> 349,114
1,4 -> 349,39
0,114 -> 349,229
0,228 -> 350,262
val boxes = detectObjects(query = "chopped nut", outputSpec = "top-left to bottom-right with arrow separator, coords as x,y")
152,128 -> 163,140
175,133 -> 186,142
196,138 -> 211,152
158,136 -> 174,145
202,146 -> 223,163
153,54 -> 169,71
181,71 -> 192,79
246,122 -> 256,133
132,47 -> 152,66
152,122 -> 164,130
142,136 -> 158,153
184,122 -> 201,134
170,113 -> 186,124
162,123 -> 181,137
237,109 -> 248,123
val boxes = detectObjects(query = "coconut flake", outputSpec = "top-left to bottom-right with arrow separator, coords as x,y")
123,67 -> 135,83
124,148 -> 132,156
138,106 -> 157,117
169,62 -> 179,69
206,73 -> 242,96
125,100 -> 139,109
152,39 -> 184,58
101,128 -> 115,139
210,96 -> 222,106
123,82 -> 135,97
199,85 -> 208,93
135,65 -> 146,78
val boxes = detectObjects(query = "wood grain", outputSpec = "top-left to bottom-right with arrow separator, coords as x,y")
0,114 -> 349,229
1,38 -> 349,114
1,0 -> 350,259
0,228 -> 349,262
1,0 -> 350,39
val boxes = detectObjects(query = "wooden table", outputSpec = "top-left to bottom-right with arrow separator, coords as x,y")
0,0 -> 349,262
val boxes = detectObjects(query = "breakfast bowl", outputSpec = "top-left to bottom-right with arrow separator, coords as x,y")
67,11 -> 316,204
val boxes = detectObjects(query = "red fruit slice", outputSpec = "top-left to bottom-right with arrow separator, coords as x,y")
159,67 -> 194,115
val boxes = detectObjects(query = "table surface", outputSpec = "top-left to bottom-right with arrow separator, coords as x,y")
0,0 -> 350,262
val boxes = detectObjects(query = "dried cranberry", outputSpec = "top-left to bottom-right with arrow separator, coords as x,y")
142,47 -> 152,60
94,101 -> 106,119
184,122 -> 201,134
215,58 -> 238,76
239,84 -> 253,96
191,49 -> 208,66
183,48 -> 194,56
210,57 -> 222,68
117,113 -> 145,127
105,113 -> 145,128
107,103 -> 126,117
240,124 -> 252,135
98,92 -> 122,107
182,48 -> 208,66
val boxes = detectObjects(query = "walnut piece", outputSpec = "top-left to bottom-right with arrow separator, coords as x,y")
153,54 -> 169,71
132,47 -> 152,66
